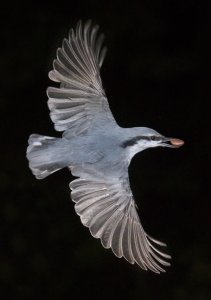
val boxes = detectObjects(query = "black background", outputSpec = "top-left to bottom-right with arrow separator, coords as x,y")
1,1 -> 210,299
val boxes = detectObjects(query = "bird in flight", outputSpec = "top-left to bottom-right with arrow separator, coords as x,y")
27,20 -> 184,273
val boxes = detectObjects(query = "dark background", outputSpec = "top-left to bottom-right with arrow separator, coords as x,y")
1,1 -> 210,299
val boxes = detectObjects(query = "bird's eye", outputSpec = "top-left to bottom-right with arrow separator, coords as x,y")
151,136 -> 160,141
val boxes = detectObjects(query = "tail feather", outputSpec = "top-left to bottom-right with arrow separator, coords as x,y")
27,134 -> 64,179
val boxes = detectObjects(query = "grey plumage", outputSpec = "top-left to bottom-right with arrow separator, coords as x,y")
27,20 -> 183,272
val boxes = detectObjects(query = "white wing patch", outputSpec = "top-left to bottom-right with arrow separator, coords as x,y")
70,177 -> 171,273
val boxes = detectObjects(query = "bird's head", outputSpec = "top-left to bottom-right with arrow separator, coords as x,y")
122,127 -> 184,158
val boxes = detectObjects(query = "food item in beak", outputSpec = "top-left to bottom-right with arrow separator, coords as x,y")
170,138 -> 184,147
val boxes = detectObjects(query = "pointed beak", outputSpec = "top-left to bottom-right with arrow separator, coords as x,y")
161,137 -> 185,148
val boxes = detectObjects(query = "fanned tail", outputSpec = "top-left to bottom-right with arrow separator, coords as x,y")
26,134 -> 64,179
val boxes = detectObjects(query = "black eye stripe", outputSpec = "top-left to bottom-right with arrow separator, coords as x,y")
142,136 -> 152,140
141,136 -> 161,141
121,137 -> 141,148
121,135 -> 161,148
150,136 -> 161,141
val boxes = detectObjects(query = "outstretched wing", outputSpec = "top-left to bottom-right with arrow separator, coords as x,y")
47,20 -> 116,136
70,175 -> 171,273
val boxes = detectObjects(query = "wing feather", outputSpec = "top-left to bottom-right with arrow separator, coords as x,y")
70,177 -> 171,272
48,20 -> 116,136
